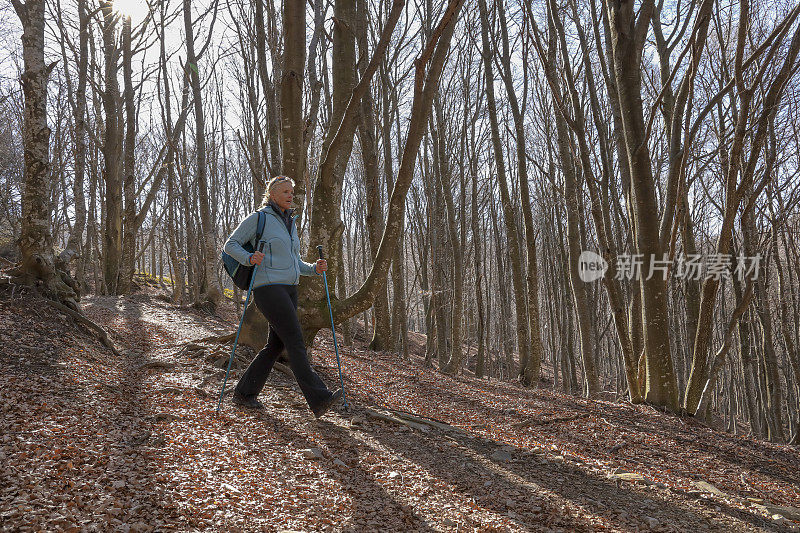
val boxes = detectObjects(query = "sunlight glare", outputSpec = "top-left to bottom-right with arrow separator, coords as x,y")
113,0 -> 149,24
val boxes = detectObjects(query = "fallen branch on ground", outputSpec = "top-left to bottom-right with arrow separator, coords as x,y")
389,409 -> 461,432
363,407 -> 431,432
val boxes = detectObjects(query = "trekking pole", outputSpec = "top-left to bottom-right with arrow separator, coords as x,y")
317,245 -> 348,408
217,242 -> 265,413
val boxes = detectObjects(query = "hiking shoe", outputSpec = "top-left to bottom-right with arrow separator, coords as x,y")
312,389 -> 343,419
232,390 -> 264,409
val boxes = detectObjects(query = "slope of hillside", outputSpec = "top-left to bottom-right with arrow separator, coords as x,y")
1,286 -> 799,532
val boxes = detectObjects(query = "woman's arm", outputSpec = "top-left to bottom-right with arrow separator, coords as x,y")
223,212 -> 259,266
294,217 -> 322,276
298,256 -> 320,276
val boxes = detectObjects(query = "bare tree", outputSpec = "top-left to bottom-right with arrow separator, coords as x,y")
183,0 -> 222,310
477,0 -> 530,384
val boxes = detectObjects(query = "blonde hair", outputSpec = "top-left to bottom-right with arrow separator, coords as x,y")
258,175 -> 296,209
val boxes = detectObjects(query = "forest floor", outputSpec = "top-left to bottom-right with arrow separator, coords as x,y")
2,281 -> 800,532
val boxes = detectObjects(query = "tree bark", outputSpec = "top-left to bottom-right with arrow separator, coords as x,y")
117,15 -> 137,294
11,0 -> 78,305
280,0 -> 304,196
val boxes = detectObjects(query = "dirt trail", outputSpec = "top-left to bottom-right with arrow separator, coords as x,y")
1,289 -> 799,532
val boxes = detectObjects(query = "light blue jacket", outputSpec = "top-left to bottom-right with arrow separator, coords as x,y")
223,206 -> 318,287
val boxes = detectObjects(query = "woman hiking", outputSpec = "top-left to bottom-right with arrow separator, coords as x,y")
223,176 -> 343,418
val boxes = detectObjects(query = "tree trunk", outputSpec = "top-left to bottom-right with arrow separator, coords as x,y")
356,0 -> 391,352
184,0 -> 223,310
11,0 -> 77,304
381,68 -> 408,358
496,0 -> 542,386
605,0 -> 678,410
99,1 -> 123,295
744,214 -> 785,442
302,0 -> 359,334
57,0 -> 88,290
280,0 -> 304,201
541,13 -> 599,398
426,141 -> 449,369
432,97 -> 464,374
117,15 -> 137,294
477,0 -> 529,383
471,123 -> 485,378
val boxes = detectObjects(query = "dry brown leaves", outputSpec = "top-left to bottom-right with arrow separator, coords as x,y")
1,288 -> 798,532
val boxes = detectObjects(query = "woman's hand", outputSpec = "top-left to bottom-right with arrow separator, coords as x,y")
250,251 -> 265,265
315,259 -> 328,274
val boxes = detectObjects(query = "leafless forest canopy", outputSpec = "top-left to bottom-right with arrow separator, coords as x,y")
2,0 -> 800,444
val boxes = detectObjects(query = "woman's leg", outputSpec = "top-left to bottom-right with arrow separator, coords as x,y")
235,322 -> 284,399
246,284 -> 332,408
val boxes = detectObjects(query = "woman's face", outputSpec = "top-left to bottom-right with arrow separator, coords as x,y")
272,181 -> 294,210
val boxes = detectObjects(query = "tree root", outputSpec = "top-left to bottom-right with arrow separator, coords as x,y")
188,333 -> 236,345
273,362 -> 294,377
4,258 -> 80,307
44,299 -> 121,357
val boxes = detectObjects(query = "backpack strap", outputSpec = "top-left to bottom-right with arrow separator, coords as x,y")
255,210 -> 266,243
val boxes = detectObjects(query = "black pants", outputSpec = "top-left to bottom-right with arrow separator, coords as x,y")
235,284 -> 331,409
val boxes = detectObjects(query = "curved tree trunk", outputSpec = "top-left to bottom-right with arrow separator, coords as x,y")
303,0 -> 358,318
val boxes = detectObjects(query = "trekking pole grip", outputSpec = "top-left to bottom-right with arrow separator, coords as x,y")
316,245 -> 324,260
251,241 -> 265,266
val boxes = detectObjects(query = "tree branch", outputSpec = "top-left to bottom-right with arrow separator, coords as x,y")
317,0 -> 405,187
334,0 -> 465,322
11,0 -> 25,19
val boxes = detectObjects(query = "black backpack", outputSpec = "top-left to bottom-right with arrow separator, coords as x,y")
221,211 -> 266,290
